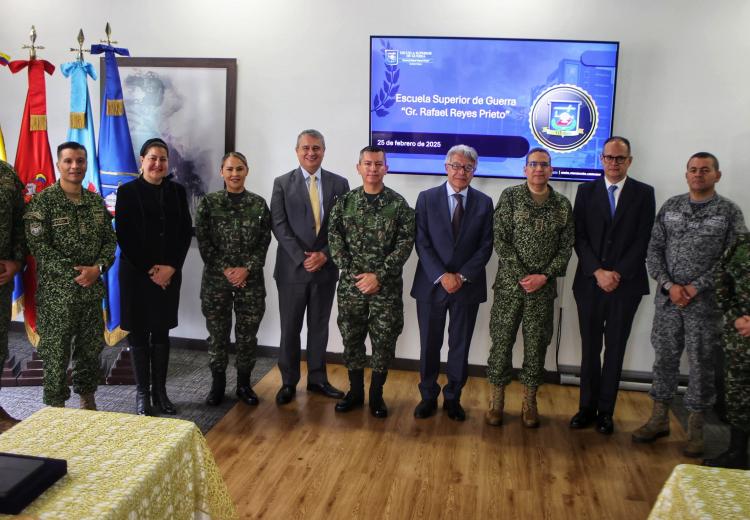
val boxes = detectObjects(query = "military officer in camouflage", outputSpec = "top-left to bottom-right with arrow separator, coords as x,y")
328,145 -> 415,418
196,152 -> 271,407
634,152 -> 746,457
0,160 -> 26,431
486,147 -> 574,428
24,142 -> 116,410
704,232 -> 750,469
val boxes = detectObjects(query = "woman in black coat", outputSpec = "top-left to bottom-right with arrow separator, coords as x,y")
115,138 -> 192,415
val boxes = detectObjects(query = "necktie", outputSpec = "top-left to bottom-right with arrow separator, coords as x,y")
608,185 -> 618,218
309,174 -> 321,234
452,193 -> 464,240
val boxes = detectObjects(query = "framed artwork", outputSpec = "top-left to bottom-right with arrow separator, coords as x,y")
101,57 -> 237,217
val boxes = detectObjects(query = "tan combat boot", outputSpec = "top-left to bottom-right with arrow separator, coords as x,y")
683,412 -> 704,457
0,406 -> 20,433
485,384 -> 505,426
632,401 -> 670,443
521,385 -> 539,428
80,393 -> 97,411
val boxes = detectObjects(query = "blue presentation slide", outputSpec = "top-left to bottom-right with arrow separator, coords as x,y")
370,36 -> 619,182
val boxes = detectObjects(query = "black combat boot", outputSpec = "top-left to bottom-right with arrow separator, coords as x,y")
130,346 -> 154,416
703,427 -> 750,470
335,369 -> 365,413
151,342 -> 177,415
205,370 -> 226,406
236,371 -> 259,405
369,370 -> 388,418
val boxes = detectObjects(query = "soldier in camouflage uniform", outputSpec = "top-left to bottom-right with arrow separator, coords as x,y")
486,148 -> 574,428
24,142 -> 116,410
704,232 -> 750,469
195,152 -> 271,407
0,160 -> 26,431
328,145 -> 415,418
634,152 -> 747,458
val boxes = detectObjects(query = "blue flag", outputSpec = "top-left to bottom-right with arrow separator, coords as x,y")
61,60 -> 101,194
91,44 -> 138,346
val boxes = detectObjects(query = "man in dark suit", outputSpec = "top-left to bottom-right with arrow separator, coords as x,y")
270,129 -> 350,405
571,136 -> 655,434
411,145 -> 494,421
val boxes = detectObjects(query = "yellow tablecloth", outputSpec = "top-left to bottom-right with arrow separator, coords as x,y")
649,463 -> 750,519
0,407 -> 237,520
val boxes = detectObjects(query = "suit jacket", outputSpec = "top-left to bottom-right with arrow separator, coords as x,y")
411,182 -> 494,304
572,176 -> 656,299
271,167 -> 350,284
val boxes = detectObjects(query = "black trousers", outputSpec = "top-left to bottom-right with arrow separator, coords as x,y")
576,290 -> 642,415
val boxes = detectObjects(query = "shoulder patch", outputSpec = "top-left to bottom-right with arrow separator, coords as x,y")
24,211 -> 43,221
29,221 -> 43,236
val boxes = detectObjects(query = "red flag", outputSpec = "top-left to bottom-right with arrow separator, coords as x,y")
9,58 -> 55,346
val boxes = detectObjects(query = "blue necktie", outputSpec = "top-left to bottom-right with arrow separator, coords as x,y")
608,185 -> 618,218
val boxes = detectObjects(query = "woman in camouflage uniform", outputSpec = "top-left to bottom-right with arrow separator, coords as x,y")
195,152 -> 271,406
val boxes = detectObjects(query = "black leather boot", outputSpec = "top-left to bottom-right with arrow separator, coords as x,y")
369,370 -> 388,418
151,342 -> 177,415
205,370 -> 226,406
703,427 -> 749,469
130,346 -> 154,416
335,369 -> 365,413
236,371 -> 259,406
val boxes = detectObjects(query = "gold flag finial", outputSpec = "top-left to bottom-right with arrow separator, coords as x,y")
70,29 -> 89,62
22,25 -> 45,59
101,22 -> 118,46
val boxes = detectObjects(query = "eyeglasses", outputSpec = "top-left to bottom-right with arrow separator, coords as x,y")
446,163 -> 476,173
526,161 -> 550,169
602,155 -> 629,164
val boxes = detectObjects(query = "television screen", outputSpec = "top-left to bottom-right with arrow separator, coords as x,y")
369,36 -> 619,182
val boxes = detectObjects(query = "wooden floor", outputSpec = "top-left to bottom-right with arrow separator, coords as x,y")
206,364 -> 691,519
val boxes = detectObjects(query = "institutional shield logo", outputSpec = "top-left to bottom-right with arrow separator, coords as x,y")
529,84 -> 599,153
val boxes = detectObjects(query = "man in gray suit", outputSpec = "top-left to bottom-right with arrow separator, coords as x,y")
271,129 -> 350,404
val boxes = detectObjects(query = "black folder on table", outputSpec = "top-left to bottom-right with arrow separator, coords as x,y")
0,452 -> 67,514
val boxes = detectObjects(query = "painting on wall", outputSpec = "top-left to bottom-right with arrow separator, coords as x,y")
101,57 -> 237,218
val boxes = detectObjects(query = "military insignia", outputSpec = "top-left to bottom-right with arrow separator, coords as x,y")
52,217 -> 70,227
24,211 -> 43,221
529,84 -> 599,153
30,222 -> 42,236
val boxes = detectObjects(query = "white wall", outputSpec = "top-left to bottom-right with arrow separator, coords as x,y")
2,0 -> 749,375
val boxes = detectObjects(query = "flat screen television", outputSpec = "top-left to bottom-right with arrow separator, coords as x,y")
369,36 -> 620,182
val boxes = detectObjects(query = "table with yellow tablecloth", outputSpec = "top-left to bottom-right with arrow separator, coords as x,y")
0,407 -> 237,519
648,463 -> 750,519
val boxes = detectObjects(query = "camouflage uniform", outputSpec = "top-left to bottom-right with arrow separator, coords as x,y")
488,183 -> 574,387
716,232 -> 750,432
24,182 -> 116,406
195,190 -> 271,373
646,193 -> 746,412
0,161 -> 26,371
328,186 -> 415,372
